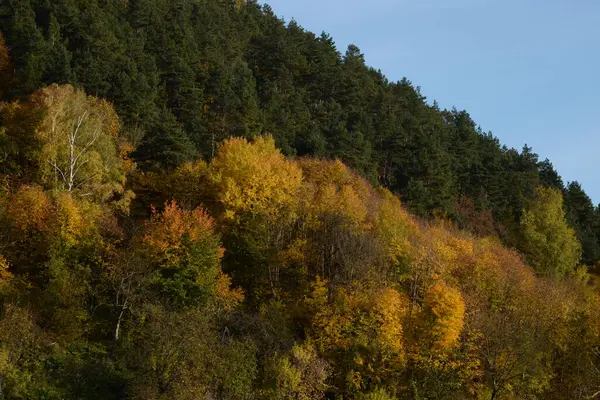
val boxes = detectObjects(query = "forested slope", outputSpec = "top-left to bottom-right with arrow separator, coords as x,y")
0,84 -> 598,398
1,0 -> 599,265
1,1 -> 600,399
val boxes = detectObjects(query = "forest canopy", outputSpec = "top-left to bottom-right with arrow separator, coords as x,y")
1,0 -> 599,266
1,1 -> 600,399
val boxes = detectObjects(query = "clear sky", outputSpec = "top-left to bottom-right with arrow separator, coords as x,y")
263,0 -> 600,203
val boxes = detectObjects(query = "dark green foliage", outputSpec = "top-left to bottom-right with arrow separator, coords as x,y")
564,181 -> 600,264
132,109 -> 197,171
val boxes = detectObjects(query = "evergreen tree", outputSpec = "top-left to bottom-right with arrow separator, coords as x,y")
564,181 -> 599,263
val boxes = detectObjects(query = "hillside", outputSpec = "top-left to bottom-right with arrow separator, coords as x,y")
0,1 -> 600,399
0,85 -> 598,398
1,0 -> 599,266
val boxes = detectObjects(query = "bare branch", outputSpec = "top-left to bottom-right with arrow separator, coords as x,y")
47,159 -> 68,186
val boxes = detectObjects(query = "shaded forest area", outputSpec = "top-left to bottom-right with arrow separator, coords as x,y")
0,1 -> 599,399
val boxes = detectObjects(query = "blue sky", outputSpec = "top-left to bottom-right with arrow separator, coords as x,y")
263,0 -> 600,203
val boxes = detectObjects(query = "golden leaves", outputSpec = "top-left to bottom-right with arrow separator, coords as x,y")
311,286 -> 408,360
299,159 -> 373,229
374,188 -> 417,264
372,288 -> 409,354
421,282 -> 465,349
54,192 -> 97,247
8,184 -> 99,240
209,136 -> 302,221
143,200 -> 221,267
7,185 -> 53,232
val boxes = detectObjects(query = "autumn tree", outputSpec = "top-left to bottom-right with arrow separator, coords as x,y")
520,186 -> 581,277
309,286 -> 408,396
476,282 -> 554,399
298,159 -> 384,287
41,194 -> 103,341
208,135 -> 302,222
27,85 -> 128,201
417,282 -> 465,350
265,342 -> 329,400
208,135 -> 303,299
2,185 -> 53,275
140,201 -> 240,309
373,188 -> 419,283
458,235 -> 555,399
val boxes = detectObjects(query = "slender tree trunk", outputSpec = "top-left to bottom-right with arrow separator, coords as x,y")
114,300 -> 127,342
491,384 -> 498,400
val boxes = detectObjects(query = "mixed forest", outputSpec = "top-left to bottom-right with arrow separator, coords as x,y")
0,0 -> 599,399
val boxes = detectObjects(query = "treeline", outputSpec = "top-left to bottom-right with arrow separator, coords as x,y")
1,0 -> 599,265
0,83 -> 598,399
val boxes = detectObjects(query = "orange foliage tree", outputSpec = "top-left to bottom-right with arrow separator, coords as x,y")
142,200 -> 242,308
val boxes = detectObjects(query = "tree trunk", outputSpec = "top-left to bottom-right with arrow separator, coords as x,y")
114,301 -> 127,342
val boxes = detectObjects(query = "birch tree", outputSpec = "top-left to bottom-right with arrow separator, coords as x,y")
29,84 -> 123,199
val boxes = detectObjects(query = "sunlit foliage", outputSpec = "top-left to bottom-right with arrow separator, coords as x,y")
0,121 -> 599,399
521,186 -> 582,276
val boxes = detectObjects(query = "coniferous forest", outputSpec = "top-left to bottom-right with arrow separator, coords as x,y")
0,1 -> 599,399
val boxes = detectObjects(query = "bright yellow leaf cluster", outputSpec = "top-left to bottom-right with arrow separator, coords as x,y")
421,282 -> 466,349
299,159 -> 373,230
209,136 -> 302,221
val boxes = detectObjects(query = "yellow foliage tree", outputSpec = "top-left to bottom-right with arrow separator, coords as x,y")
209,135 -> 302,221
299,159 -> 373,230
419,282 -> 466,350
309,286 -> 408,395
27,84 -> 130,204
372,288 -> 409,354
7,185 -> 99,249
53,192 -> 98,248
520,186 -> 581,277
373,188 -> 418,266
7,185 -> 53,233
